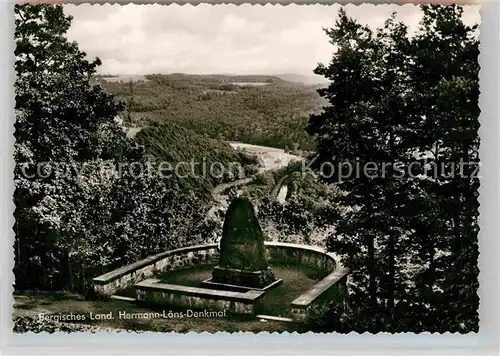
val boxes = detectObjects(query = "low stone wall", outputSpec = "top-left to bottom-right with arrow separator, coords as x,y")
93,244 -> 219,295
93,242 -> 350,320
93,242 -> 340,296
135,278 -> 265,314
290,267 -> 350,321
265,242 -> 337,273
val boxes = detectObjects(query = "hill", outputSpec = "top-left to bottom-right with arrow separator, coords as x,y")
275,73 -> 329,85
98,74 -> 325,151
135,122 -> 261,198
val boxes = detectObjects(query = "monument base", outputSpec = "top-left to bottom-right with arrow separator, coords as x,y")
201,277 -> 283,292
211,266 -> 277,289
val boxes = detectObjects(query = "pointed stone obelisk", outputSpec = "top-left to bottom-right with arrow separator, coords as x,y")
211,197 -> 276,288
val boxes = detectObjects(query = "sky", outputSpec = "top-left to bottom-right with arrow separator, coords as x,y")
63,4 -> 481,77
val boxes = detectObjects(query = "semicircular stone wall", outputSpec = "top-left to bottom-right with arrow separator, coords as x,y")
92,242 -> 349,321
93,242 -> 336,295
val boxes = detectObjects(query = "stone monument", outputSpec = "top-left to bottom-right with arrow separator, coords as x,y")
211,197 -> 277,289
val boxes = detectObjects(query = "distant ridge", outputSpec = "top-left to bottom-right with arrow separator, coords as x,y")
275,73 -> 329,86
96,72 -> 329,86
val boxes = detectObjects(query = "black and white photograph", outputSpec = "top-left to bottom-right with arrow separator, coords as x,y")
12,2 -> 481,334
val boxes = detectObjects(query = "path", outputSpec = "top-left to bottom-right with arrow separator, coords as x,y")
208,143 -> 302,220
276,185 -> 288,203
211,143 -> 303,198
212,143 -> 302,200
212,177 -> 254,200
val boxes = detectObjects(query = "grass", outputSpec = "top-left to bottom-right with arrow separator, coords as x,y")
254,265 -> 327,317
13,291 -> 306,333
13,262 -> 328,332
155,263 -> 328,318
156,264 -> 214,287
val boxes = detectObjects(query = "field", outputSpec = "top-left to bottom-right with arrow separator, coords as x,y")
154,264 -> 328,317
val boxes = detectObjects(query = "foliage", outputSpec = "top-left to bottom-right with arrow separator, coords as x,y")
248,164 -> 339,246
98,73 -> 324,151
13,4 -> 206,294
308,5 -> 479,332
135,121 -> 261,198
13,3 -> 479,335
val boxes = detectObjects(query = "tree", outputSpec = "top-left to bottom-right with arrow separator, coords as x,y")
14,4 -> 203,293
308,5 -> 479,332
14,4 -> 124,291
406,5 -> 480,332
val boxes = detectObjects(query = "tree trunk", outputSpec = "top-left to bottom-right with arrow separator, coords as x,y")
67,253 -> 74,292
367,233 -> 377,308
81,260 -> 86,294
388,231 -> 395,314
427,144 -> 440,297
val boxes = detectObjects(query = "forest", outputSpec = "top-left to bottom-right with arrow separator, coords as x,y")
13,3 -> 479,333
99,73 -> 326,151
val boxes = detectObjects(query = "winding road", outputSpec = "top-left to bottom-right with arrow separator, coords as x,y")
208,143 -> 303,219
119,121 -> 302,207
